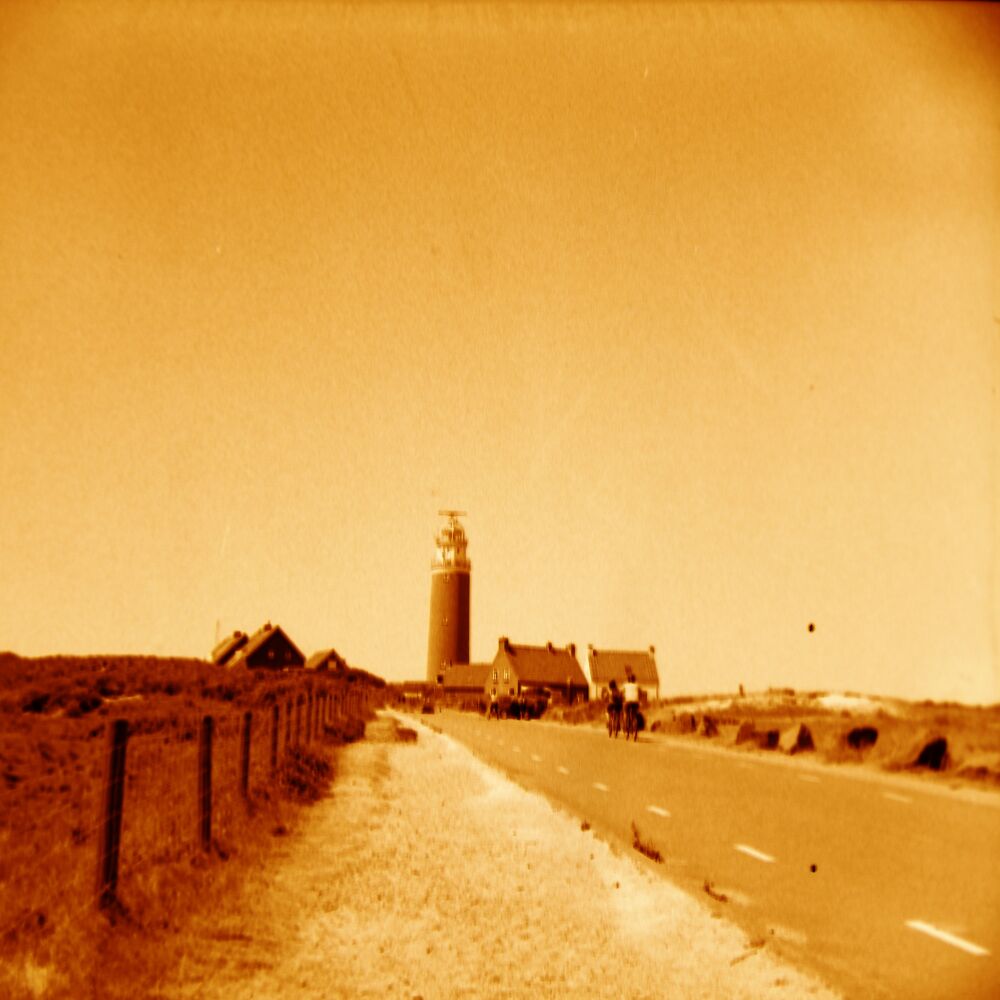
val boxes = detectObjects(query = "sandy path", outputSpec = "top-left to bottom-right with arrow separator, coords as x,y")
156,715 -> 838,999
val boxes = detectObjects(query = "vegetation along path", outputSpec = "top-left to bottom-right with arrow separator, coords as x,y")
156,714 -> 838,999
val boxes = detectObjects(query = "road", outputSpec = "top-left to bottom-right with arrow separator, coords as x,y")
428,709 -> 1000,1000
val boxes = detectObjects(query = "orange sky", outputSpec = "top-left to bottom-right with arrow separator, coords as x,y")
1,1 -> 997,702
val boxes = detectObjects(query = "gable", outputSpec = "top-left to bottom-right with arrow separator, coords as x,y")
240,624 -> 305,669
306,648 -> 347,671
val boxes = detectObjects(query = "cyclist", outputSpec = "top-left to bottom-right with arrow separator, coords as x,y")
607,679 -> 623,737
622,668 -> 640,741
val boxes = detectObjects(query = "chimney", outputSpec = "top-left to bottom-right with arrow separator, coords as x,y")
568,643 -> 576,658
498,636 -> 510,653
649,645 -> 656,655
546,641 -> 554,653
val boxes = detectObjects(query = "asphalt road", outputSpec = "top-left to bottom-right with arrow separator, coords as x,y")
426,709 -> 1000,1000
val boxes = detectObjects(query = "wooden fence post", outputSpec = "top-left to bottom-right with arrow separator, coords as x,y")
240,711 -> 252,800
96,719 -> 129,908
271,703 -> 280,775
198,715 -> 213,852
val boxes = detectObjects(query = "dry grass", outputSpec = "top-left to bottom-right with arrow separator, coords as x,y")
0,653 -> 381,1000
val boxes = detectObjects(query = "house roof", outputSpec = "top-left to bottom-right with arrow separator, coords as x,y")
441,662 -> 491,689
493,638 -> 588,688
211,631 -> 247,666
232,622 -> 305,666
306,648 -> 347,671
587,647 -> 658,686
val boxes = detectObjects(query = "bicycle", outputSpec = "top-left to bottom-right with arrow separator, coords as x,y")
607,703 -> 622,739
623,703 -> 639,741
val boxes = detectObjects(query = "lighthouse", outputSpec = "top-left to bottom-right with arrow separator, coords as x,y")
426,510 -> 471,684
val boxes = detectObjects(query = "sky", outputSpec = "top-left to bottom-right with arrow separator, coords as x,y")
1,1 -> 998,703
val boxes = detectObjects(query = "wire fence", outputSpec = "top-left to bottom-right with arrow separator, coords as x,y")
0,677 -> 379,940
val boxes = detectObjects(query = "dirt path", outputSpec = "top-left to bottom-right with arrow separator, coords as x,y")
155,715 -> 838,999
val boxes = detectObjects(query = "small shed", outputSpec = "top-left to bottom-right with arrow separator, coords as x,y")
586,645 -> 659,702
487,637 -> 589,704
229,622 -> 305,670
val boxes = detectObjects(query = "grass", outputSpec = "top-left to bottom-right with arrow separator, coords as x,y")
0,653 -> 381,1000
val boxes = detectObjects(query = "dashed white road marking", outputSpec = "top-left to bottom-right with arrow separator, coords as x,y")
734,844 -> 776,864
883,792 -> 912,804
531,754 -> 543,762
905,920 -> 990,956
592,781 -> 609,792
556,766 -> 569,775
798,774 -> 820,784
646,805 -> 670,818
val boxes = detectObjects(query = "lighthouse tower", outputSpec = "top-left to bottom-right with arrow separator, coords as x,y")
426,510 -> 471,684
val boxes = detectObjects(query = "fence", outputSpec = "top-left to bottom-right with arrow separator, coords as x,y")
0,678 -> 380,948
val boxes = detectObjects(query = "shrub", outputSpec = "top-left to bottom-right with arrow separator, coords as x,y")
21,692 -> 50,714
277,747 -> 333,802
